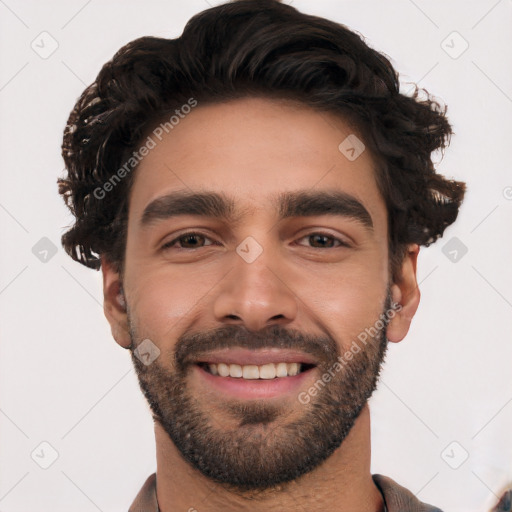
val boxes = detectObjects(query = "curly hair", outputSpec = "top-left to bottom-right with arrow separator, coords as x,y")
58,0 -> 465,280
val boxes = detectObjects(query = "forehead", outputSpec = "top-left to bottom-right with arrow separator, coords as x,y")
127,97 -> 386,230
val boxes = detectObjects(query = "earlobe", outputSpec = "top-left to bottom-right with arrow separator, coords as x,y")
101,256 -> 131,349
386,244 -> 421,343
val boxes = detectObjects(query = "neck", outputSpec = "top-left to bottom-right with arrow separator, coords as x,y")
154,404 -> 384,512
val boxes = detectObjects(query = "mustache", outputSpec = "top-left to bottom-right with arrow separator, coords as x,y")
174,324 -> 340,370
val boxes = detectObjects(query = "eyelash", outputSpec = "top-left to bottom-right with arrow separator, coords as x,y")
161,232 -> 216,250
161,231 -> 350,251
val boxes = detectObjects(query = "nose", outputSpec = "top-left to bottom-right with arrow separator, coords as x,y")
213,249 -> 299,332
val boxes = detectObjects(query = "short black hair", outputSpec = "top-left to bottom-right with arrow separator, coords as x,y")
58,0 -> 465,280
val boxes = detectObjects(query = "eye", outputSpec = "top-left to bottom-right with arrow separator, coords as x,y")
161,232 -> 215,250
296,233 -> 349,249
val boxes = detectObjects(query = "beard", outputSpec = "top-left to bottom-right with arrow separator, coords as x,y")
129,293 -> 393,493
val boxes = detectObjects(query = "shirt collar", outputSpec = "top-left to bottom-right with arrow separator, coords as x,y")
130,473 -> 442,512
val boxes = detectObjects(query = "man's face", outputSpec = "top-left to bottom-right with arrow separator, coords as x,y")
114,97 -> 399,490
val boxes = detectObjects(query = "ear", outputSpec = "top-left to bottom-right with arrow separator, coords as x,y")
101,255 -> 131,349
387,244 -> 421,343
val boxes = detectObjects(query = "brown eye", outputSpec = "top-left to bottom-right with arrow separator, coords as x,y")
308,234 -> 335,248
162,232 -> 213,250
179,233 -> 206,248
297,233 -> 347,249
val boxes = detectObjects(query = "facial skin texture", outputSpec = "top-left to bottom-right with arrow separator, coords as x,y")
102,97 -> 420,512
130,301 -> 390,490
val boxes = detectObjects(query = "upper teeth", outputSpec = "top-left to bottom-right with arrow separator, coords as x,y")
208,362 -> 302,379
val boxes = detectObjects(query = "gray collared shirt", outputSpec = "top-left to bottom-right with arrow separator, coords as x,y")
128,473 -> 445,511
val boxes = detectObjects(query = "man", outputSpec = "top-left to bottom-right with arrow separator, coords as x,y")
57,1 -> 471,510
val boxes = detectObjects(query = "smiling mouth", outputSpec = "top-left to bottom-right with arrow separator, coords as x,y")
197,362 -> 316,380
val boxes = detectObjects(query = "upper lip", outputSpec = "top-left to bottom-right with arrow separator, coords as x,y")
193,348 -> 318,366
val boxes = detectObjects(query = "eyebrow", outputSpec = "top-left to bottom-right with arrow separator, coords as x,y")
278,190 -> 373,229
140,189 -> 373,230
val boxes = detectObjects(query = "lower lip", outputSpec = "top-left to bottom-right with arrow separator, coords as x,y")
194,364 -> 316,400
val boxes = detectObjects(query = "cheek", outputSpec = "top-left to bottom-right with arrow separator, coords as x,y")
126,262 -> 223,342
300,255 -> 388,350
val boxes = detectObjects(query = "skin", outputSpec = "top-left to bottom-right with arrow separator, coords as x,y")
101,97 -> 420,511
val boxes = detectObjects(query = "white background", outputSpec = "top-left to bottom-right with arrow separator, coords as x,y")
0,1 -> 511,511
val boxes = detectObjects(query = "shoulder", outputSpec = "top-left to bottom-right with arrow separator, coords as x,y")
129,473 -> 158,512
372,474 -> 444,512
